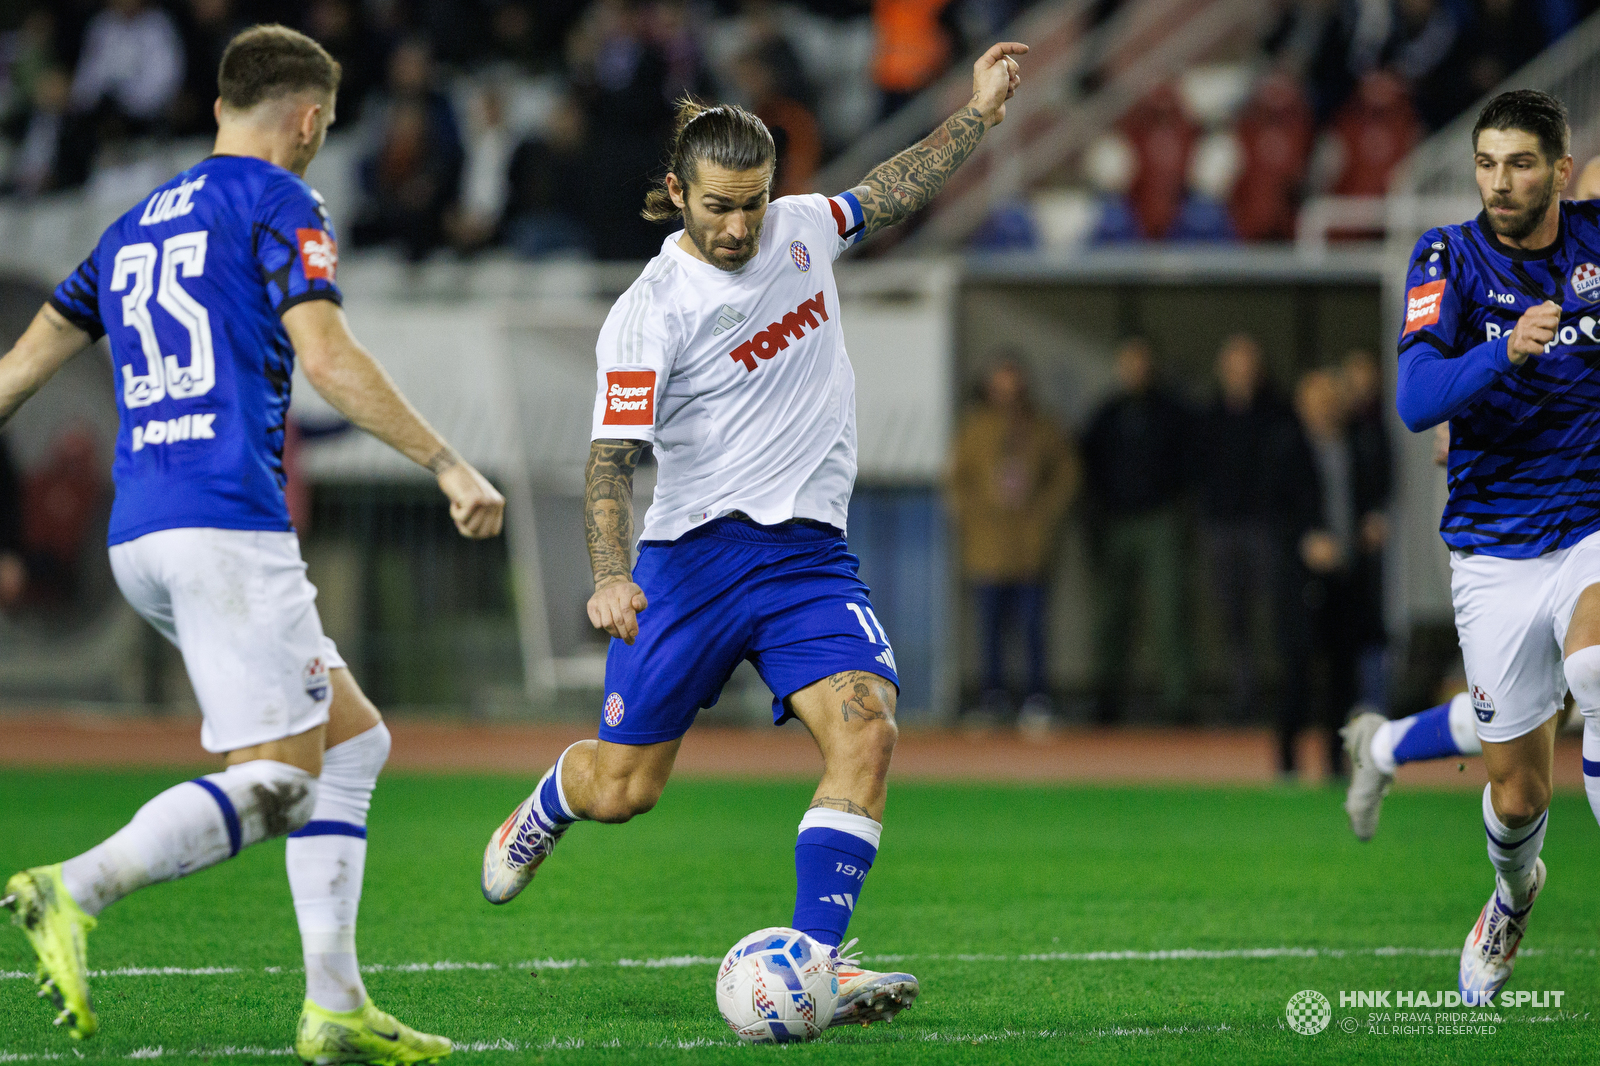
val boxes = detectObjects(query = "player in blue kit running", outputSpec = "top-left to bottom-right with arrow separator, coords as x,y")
481,42 -> 1027,1029
1388,90 -> 1600,1000
0,26 -> 502,1060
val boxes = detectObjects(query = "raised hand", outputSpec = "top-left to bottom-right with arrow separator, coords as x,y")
971,42 -> 1027,127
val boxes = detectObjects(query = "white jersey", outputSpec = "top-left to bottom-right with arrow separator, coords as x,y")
591,192 -> 868,542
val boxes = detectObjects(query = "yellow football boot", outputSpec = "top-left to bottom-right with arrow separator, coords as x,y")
3,864 -> 98,1039
295,997 -> 452,1065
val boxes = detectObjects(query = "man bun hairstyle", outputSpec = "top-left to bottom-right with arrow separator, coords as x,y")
641,98 -> 776,222
218,24 -> 342,111
1472,89 -> 1569,163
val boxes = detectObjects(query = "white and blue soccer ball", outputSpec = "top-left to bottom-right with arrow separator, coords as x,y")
716,927 -> 839,1044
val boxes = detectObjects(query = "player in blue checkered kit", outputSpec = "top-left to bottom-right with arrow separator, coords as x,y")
483,42 -> 1029,1028
1379,90 -> 1600,1002
0,26 -> 502,1059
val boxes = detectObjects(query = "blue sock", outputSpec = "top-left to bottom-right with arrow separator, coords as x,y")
535,745 -> 579,825
791,809 -> 880,947
1391,702 -> 1464,765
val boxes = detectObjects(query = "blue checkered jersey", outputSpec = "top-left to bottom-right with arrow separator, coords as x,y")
49,154 -> 341,546
1396,201 -> 1600,558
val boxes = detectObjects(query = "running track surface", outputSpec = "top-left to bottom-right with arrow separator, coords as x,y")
0,715 -> 1585,789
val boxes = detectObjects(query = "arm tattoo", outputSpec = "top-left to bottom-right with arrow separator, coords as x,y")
808,797 -> 874,817
425,445 -> 460,475
586,438 -> 644,588
851,105 -> 988,239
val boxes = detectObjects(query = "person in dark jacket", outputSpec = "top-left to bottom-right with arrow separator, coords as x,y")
1342,347 -> 1393,708
1196,334 -> 1302,722
1082,337 -> 1192,723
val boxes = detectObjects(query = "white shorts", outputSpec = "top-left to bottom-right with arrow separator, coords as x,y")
110,527 -> 344,754
1450,529 -> 1600,744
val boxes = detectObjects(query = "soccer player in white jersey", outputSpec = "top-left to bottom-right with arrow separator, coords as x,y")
482,42 -> 1027,1029
0,26 -> 502,1060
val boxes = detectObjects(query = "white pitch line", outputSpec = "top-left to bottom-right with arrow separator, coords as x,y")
4,944 -> 1584,984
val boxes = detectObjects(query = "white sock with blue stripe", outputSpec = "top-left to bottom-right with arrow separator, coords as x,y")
59,760 -> 317,916
1482,783 -> 1546,910
286,722 -> 390,1013
1563,646 -> 1600,830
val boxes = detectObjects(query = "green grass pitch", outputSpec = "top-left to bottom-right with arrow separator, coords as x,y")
2,768 -> 1597,1063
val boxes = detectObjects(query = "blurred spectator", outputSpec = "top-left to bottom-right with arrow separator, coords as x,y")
873,0 -> 957,118
1341,347 -> 1392,708
1385,0 -> 1463,131
56,0 -> 183,187
1195,334 -> 1299,721
1081,338 -> 1192,724
303,0 -> 384,123
947,358 -> 1078,725
449,81 -> 516,253
4,67 -> 69,196
1306,0 -> 1395,123
504,93 -> 599,258
732,40 -> 822,197
351,39 -> 464,261
1229,71 -> 1314,242
1457,0 -> 1553,101
0,432 -> 26,609
21,428 -> 104,607
171,0 -> 245,136
1330,70 -> 1420,199
1279,368 -> 1351,779
1120,85 -> 1199,240
0,10 -> 56,136
567,0 -> 686,258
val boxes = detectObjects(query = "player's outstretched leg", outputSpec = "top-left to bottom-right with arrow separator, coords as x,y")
785,671 -> 918,1028
288,706 -> 450,1064
6,760 -> 317,1039
1342,694 -> 1481,840
1565,645 -> 1600,827
482,743 -> 582,904
1461,783 -> 1548,998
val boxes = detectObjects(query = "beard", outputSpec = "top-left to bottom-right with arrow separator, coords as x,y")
682,207 -> 762,271
1484,173 -> 1557,242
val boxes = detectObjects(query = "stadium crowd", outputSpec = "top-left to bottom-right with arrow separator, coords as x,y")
1,0 -> 1594,256
949,337 -> 1392,778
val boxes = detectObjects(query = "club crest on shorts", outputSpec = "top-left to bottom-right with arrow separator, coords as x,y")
1574,262 -> 1600,302
303,657 -> 330,702
789,240 -> 811,273
1470,684 -> 1495,723
604,692 -> 625,727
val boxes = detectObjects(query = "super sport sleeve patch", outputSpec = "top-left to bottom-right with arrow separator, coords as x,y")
601,369 -> 656,426
1404,280 -> 1447,335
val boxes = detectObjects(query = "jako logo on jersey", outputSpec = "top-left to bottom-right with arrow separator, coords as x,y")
139,174 -> 207,225
728,292 -> 829,372
297,228 -> 338,282
790,241 -> 811,272
1470,684 -> 1495,724
604,692 -> 625,727
1573,262 -> 1600,302
131,413 -> 217,451
1404,280 -> 1446,334
602,370 -> 655,425
303,656 -> 330,701
1485,288 -> 1516,305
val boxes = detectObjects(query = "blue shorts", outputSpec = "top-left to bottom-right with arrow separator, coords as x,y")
599,517 -> 900,745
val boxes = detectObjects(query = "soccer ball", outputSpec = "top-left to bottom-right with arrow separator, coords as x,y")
716,927 -> 839,1043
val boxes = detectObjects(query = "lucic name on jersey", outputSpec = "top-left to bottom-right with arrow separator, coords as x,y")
1399,201 -> 1600,558
50,154 -> 342,546
590,192 -> 868,543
